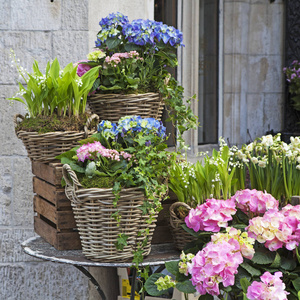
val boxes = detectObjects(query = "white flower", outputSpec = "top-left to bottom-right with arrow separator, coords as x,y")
261,135 -> 274,147
251,157 -> 259,164
258,160 -> 267,168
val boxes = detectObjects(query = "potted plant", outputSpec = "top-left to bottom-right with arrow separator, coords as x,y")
168,138 -> 245,250
145,189 -> 300,300
7,50 -> 100,162
76,12 -> 198,147
58,115 -> 177,263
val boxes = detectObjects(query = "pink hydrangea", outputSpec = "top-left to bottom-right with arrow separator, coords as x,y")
188,239 -> 243,296
247,272 -> 289,300
246,208 -> 300,251
74,60 -> 92,77
231,189 -> 278,216
185,198 -> 236,232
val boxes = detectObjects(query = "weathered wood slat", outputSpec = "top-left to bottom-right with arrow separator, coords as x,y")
32,160 -> 63,186
34,216 -> 81,250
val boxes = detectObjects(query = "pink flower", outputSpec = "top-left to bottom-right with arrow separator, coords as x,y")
231,189 -> 278,216
247,271 -> 289,300
185,198 -> 236,233
74,60 -> 92,77
188,239 -> 243,296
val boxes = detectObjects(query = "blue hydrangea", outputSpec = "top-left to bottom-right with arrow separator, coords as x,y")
97,120 -> 118,139
95,12 -> 129,47
122,19 -> 184,48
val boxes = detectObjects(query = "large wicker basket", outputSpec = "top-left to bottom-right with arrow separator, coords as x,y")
62,164 -> 159,262
87,93 -> 164,122
14,114 -> 99,163
169,202 -> 197,251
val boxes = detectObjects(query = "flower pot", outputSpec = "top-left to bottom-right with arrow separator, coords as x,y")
14,114 -> 99,163
169,202 -> 197,251
87,92 -> 164,122
62,164 -> 160,262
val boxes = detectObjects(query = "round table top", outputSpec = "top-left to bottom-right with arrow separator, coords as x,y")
21,236 -> 181,268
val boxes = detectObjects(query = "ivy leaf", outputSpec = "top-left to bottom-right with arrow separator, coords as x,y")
144,273 -> 168,296
114,233 -> 128,251
176,280 -> 196,294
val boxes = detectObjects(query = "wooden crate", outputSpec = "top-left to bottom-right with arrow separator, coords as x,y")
32,161 -> 81,250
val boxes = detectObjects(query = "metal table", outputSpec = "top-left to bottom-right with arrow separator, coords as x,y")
22,236 -> 180,300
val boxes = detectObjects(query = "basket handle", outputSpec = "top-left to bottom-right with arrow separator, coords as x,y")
14,114 -> 24,127
83,114 -> 99,138
169,202 -> 192,228
62,164 -> 82,188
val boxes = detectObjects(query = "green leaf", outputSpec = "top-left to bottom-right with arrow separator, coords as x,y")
106,37 -> 122,50
280,256 -> 297,271
251,247 -> 276,265
175,280 -> 196,294
198,294 -> 214,300
240,262 -> 261,277
181,224 -> 200,238
165,260 -> 179,276
144,273 -> 168,297
293,277 -> 300,292
240,277 -> 251,293
270,252 -> 281,268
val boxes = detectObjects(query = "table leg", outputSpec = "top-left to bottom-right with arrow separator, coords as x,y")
74,265 -> 106,300
130,267 -> 137,300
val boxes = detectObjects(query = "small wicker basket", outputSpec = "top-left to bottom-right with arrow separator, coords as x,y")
169,202 -> 197,251
87,92 -> 164,122
62,164 -> 159,262
14,114 -> 99,163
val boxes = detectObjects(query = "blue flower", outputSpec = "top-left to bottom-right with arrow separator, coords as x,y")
97,120 -> 118,138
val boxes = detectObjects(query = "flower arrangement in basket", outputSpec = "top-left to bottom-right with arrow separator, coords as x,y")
145,189 -> 300,300
57,115 -> 177,263
284,60 -> 300,111
168,138 -> 245,250
76,12 -> 198,146
7,50 -> 100,162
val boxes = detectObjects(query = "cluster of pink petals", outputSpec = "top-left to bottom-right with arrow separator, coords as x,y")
231,189 -> 278,216
211,227 -> 255,260
105,51 -> 142,66
76,141 -> 131,162
188,239 -> 243,296
247,271 -> 289,300
185,198 -> 236,232
246,207 -> 300,251
74,60 -> 92,77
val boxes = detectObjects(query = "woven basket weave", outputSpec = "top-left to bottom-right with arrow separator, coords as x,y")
62,164 -> 159,262
14,114 -> 99,163
87,93 -> 164,122
169,202 -> 197,251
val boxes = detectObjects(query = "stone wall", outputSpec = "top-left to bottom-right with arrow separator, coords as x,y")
0,1 -> 154,299
223,0 -> 285,146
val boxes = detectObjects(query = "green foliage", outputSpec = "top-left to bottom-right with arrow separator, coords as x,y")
8,50 -> 100,118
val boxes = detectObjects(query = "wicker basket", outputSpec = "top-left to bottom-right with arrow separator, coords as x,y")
14,114 -> 99,163
62,164 -> 159,262
87,93 -> 164,122
169,202 -> 197,251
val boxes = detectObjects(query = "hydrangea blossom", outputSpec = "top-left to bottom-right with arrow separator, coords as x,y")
122,19 -> 184,47
95,12 -> 129,47
211,227 -> 255,260
247,272 -> 289,300
246,208 -> 300,251
74,60 -> 92,77
104,51 -> 142,67
188,239 -> 243,296
185,198 -> 236,232
231,189 -> 278,216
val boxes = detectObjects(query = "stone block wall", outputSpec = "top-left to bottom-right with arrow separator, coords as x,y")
0,1 -> 154,299
223,0 -> 285,146
0,1 -> 90,299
